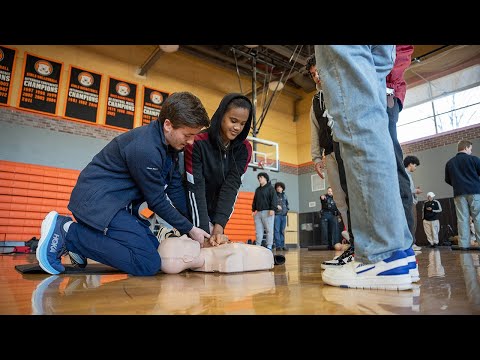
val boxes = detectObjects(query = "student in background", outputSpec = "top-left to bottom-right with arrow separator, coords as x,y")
252,172 -> 276,250
422,192 -> 442,247
404,155 -> 422,250
445,140 -> 480,249
273,182 -> 289,251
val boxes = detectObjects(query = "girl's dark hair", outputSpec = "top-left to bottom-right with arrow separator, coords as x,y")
306,53 -> 316,72
158,91 -> 210,129
275,182 -> 285,191
226,97 -> 252,113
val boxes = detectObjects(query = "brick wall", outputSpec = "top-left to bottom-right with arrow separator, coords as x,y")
401,123 -> 480,154
0,106 -> 122,142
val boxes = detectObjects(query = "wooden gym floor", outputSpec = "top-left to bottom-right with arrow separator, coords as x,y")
0,246 -> 479,315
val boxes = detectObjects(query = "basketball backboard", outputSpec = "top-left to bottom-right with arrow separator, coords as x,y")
247,136 -> 279,172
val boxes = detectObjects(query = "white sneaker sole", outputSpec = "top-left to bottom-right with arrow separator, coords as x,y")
322,269 -> 413,291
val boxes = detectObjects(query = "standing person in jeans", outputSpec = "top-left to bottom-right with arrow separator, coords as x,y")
35,92 -> 212,276
320,187 -> 340,250
445,140 -> 480,249
273,182 -> 289,251
252,172 -> 276,250
315,45 -> 415,290
404,155 -> 423,250
320,45 -> 415,269
307,54 -> 351,242
387,45 -> 415,240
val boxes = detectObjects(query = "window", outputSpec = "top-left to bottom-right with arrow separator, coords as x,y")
311,173 -> 325,192
398,85 -> 480,143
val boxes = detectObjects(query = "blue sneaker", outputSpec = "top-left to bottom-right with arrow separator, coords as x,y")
36,211 -> 71,275
322,250 -> 413,291
404,247 -> 420,282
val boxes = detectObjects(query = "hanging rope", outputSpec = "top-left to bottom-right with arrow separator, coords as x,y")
232,48 -> 243,93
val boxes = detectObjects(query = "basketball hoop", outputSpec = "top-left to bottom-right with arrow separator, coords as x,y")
257,160 -> 264,169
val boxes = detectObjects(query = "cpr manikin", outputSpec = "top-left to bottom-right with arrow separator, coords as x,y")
158,235 -> 275,274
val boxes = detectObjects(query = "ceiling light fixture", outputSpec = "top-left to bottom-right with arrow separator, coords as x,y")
159,45 -> 179,53
268,80 -> 284,91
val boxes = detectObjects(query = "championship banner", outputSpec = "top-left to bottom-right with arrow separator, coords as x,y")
141,87 -> 169,126
105,77 -> 137,129
0,46 -> 17,106
18,53 -> 62,115
64,66 -> 102,123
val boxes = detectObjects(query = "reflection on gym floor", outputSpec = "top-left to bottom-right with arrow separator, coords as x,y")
1,247 -> 480,314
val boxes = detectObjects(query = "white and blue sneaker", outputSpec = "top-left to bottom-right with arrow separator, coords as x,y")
36,211 -> 71,275
404,247 -> 420,282
322,250 -> 413,291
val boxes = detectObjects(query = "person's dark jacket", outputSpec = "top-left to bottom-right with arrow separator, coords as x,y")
252,181 -> 277,212
312,91 -> 334,156
445,152 -> 480,196
320,194 -> 339,216
68,120 -> 192,234
422,200 -> 442,221
275,192 -> 289,216
184,93 -> 252,234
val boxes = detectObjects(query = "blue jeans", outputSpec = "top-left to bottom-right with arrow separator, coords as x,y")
315,45 -> 413,264
320,211 -> 339,248
274,214 -> 287,248
388,97 -> 415,239
454,194 -> 480,247
67,208 -> 161,276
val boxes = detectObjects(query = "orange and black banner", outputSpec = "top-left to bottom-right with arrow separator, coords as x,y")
0,46 -> 17,106
64,66 -> 102,123
18,53 -> 62,115
142,87 -> 169,126
105,77 -> 137,129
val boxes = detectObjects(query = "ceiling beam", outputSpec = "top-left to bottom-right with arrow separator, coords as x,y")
262,45 -> 308,66
138,46 -> 164,76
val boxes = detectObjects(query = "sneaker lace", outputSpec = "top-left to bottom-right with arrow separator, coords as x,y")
337,246 -> 355,260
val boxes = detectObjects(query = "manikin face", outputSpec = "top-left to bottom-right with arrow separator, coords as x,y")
163,119 -> 203,151
220,106 -> 249,143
